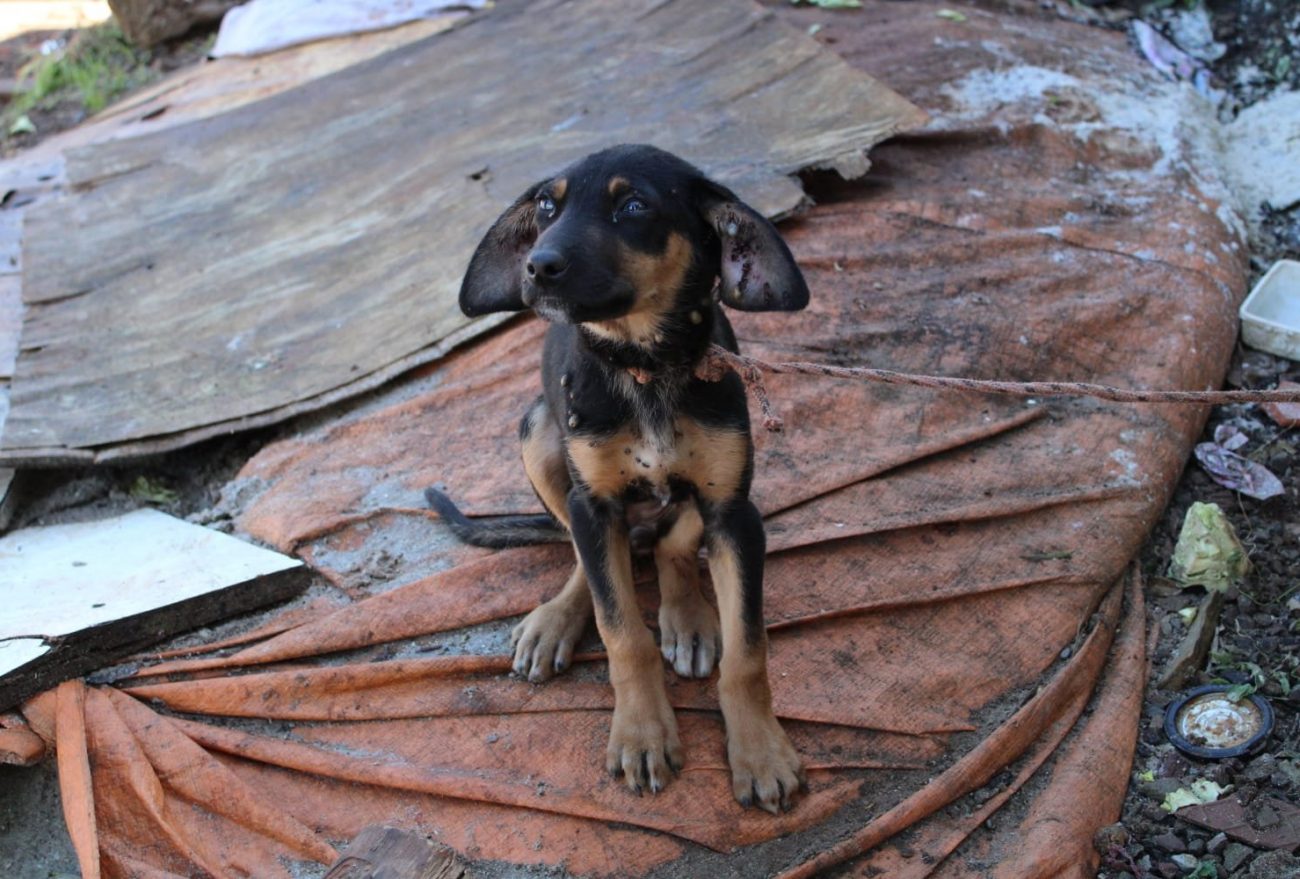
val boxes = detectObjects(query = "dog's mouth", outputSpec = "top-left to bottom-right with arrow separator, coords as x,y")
530,298 -> 572,324
525,279 -> 637,325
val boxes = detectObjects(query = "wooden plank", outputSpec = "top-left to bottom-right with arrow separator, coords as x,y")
325,826 -> 467,879
0,509 -> 310,709
1,0 -> 924,464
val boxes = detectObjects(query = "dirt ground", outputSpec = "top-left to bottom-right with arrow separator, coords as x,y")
2,2 -> 1299,877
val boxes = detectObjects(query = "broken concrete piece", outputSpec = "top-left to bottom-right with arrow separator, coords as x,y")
1157,589 -> 1224,690
0,509 -> 308,709
1262,381 -> 1300,427
1177,793 -> 1300,852
1224,89 -> 1300,230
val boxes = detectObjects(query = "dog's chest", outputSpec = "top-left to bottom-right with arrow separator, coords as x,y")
566,416 -> 745,505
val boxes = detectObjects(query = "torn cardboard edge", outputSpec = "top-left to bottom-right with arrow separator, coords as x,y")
0,311 -> 517,467
0,509 -> 310,709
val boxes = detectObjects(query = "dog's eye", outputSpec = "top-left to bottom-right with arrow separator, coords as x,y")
537,195 -> 557,218
620,198 -> 649,215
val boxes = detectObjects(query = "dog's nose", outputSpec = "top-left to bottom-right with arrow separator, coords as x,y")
526,248 -> 569,283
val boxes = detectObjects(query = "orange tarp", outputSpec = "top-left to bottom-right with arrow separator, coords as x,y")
20,1 -> 1247,876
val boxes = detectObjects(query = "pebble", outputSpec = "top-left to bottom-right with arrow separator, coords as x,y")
1093,823 -> 1129,853
1224,842 -> 1254,873
1170,853 -> 1200,871
1205,832 -> 1228,854
1244,754 -> 1277,783
1153,831 -> 1186,853
1247,850 -> 1300,878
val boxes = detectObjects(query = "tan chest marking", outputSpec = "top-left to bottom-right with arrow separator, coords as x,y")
567,418 -> 747,503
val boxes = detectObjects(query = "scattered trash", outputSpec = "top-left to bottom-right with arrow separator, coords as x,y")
1176,792 -> 1300,852
0,509 -> 308,709
213,0 -> 488,58
1261,380 -> 1300,427
936,9 -> 967,22
1164,685 -> 1274,760
1194,439 -> 1286,501
1239,260 -> 1300,361
1212,424 -> 1249,452
1131,20 -> 1220,101
7,114 -> 35,136
1162,779 -> 1229,812
790,0 -> 863,8
1163,5 -> 1227,64
1167,502 -> 1253,591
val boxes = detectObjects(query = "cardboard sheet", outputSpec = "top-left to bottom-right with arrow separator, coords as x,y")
2,0 -> 923,465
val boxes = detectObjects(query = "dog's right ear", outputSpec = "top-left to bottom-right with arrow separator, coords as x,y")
459,181 -> 545,317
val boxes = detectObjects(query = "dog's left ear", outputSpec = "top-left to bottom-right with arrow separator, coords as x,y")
459,181 -> 545,317
695,179 -> 809,312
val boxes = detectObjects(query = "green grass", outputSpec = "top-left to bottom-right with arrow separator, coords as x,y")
5,20 -> 158,137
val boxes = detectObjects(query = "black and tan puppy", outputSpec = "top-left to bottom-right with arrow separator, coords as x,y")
426,144 -> 809,812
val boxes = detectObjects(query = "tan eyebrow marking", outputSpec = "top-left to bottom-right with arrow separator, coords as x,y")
607,176 -> 631,197
551,177 -> 567,200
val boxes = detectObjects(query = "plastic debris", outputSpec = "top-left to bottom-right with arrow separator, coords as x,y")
1162,779 -> 1228,813
1213,424 -> 1248,451
1262,381 -> 1300,427
1131,20 -> 1221,101
1194,441 -> 1285,501
1167,502 -> 1252,591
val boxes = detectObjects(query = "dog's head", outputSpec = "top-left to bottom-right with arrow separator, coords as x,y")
459,145 -> 808,329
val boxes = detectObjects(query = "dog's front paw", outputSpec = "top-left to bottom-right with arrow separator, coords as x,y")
606,688 -> 683,795
727,713 -> 806,814
658,591 -> 721,679
511,596 -> 590,682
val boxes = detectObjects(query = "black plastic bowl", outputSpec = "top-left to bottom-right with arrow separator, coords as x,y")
1163,684 -> 1275,760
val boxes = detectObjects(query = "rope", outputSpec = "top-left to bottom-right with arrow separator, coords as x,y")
694,345 -> 1300,432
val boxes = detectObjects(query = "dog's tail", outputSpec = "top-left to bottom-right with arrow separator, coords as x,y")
424,487 -> 568,548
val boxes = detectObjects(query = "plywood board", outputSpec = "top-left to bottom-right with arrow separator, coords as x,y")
0,509 -> 309,708
2,0 -> 924,464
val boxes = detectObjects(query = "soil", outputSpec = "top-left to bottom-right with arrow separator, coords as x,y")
1082,2 -> 1300,877
1,2 -> 1299,878
0,23 -> 212,157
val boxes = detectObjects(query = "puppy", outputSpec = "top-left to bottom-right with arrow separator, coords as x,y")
427,144 -> 809,812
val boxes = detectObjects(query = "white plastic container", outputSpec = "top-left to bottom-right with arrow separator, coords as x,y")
1240,259 -> 1300,360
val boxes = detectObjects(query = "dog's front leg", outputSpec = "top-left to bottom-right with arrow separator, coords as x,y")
568,489 -> 683,794
707,498 -> 806,813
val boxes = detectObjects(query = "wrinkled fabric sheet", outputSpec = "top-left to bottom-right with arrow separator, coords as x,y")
21,1 -> 1248,877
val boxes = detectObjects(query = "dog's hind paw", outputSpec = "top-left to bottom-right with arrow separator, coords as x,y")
658,591 -> 721,679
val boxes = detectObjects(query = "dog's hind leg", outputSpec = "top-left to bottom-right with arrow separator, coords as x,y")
655,503 -> 720,679
511,397 -> 593,682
